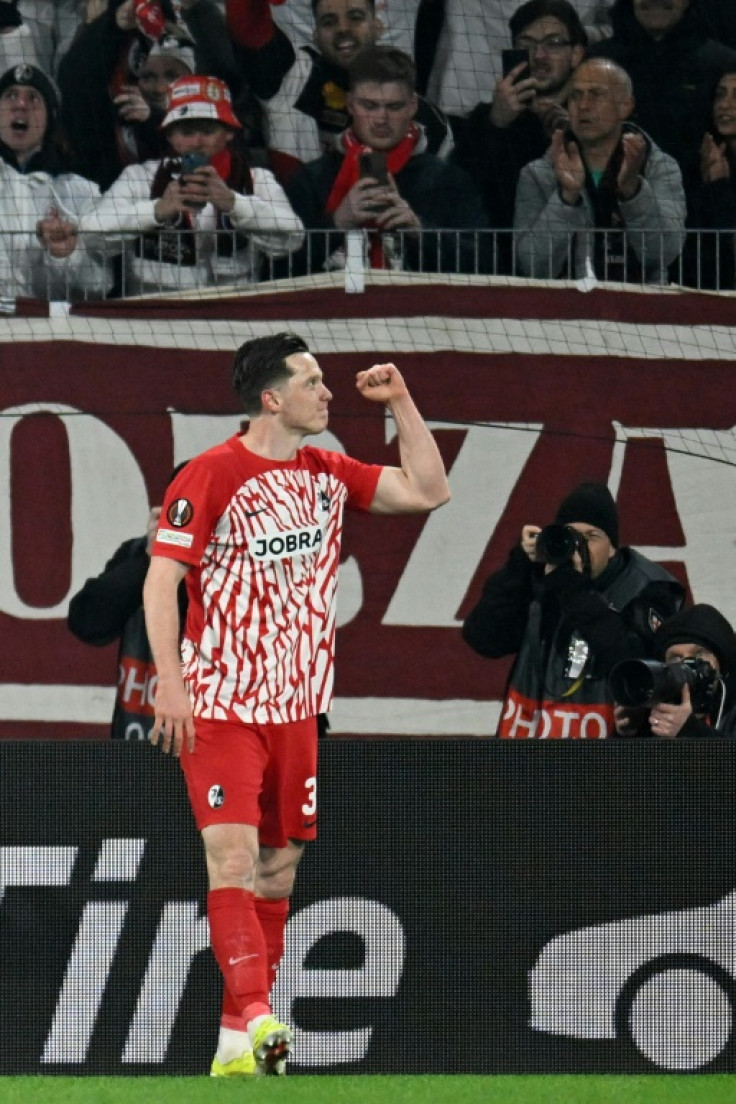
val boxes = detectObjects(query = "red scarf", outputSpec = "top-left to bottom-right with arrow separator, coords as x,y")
326,125 -> 420,267
209,147 -> 232,184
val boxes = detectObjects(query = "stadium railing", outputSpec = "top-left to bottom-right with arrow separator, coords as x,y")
0,227 -> 733,307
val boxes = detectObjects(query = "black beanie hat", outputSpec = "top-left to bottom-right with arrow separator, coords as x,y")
554,482 -> 619,547
0,3 -> 22,31
655,604 -> 736,675
0,63 -> 60,130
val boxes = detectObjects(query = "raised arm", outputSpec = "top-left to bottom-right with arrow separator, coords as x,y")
143,555 -> 194,757
514,133 -> 589,278
617,140 -> 686,275
226,0 -> 296,99
357,364 -> 450,514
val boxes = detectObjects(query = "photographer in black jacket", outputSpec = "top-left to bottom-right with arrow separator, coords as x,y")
613,603 -> 736,738
67,463 -> 189,741
462,481 -> 685,739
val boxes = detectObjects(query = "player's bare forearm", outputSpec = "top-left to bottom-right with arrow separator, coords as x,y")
359,369 -> 450,514
388,390 -> 451,511
143,556 -> 195,755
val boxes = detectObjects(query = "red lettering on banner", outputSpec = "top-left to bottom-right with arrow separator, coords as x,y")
499,689 -> 613,740
2,284 -> 735,738
118,659 -> 157,713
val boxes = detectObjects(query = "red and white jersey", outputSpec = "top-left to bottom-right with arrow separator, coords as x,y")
152,435 -> 381,723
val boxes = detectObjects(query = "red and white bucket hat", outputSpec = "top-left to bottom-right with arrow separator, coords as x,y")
161,75 -> 242,130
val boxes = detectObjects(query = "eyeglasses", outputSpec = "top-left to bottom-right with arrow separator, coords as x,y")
515,34 -> 572,54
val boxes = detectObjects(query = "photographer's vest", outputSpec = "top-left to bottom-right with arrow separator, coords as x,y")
498,551 -> 681,739
110,538 -> 187,742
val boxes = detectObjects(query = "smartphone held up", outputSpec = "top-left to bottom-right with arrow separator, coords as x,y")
180,151 -> 210,176
179,152 -> 209,210
358,151 -> 389,186
501,47 -> 531,82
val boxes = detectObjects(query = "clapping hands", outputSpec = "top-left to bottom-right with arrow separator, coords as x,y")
700,132 -> 731,183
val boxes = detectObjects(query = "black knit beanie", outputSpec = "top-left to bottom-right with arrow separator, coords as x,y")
655,604 -> 736,674
554,482 -> 619,547
0,63 -> 60,130
0,3 -> 21,30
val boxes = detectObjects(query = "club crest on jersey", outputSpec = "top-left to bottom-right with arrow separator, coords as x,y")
250,524 -> 324,561
319,490 -> 331,511
167,498 -> 193,527
208,785 -> 225,808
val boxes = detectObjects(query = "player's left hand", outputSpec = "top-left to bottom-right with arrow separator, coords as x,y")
355,363 -> 409,404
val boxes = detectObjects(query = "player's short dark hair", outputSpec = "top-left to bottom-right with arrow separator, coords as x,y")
509,0 -> 588,48
232,333 -> 309,415
312,0 -> 375,15
347,44 -> 416,93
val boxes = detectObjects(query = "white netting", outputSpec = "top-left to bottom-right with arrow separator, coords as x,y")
1,272 -> 736,738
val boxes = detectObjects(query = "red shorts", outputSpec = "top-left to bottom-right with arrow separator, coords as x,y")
180,716 -> 318,847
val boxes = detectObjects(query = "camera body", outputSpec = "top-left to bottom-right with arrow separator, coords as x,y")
535,523 -> 588,567
609,657 -> 719,714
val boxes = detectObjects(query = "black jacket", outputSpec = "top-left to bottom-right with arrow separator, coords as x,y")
451,105 -> 550,274
678,700 -> 736,737
284,147 -> 489,275
463,545 -> 685,739
590,0 -> 736,202
700,0 -> 736,49
68,536 -> 186,741
453,107 -> 549,229
689,175 -> 736,289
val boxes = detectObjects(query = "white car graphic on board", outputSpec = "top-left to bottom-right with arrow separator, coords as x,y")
528,890 -> 736,1070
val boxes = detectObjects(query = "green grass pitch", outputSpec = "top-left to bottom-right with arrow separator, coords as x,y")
2,1076 -> 735,1104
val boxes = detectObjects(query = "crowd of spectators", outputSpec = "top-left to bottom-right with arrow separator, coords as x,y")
2,0 -> 736,300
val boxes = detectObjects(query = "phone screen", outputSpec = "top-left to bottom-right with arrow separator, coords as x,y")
180,152 -> 209,176
502,48 -> 531,81
359,152 -> 389,186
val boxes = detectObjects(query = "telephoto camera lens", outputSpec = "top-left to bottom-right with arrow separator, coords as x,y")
535,524 -> 581,566
609,658 -> 715,709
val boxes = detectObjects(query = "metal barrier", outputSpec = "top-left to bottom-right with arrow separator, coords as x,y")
1,226 -> 734,306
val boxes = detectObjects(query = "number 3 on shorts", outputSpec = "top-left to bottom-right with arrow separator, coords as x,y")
301,776 -> 317,817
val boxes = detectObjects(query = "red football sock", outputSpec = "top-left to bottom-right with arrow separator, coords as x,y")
208,888 -> 271,1020
254,895 -> 289,995
220,983 -> 246,1031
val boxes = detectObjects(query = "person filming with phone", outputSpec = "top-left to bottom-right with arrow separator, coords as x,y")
284,44 -> 488,274
80,74 -> 304,293
452,0 -> 588,269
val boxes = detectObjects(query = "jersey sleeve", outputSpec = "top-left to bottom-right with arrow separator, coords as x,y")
151,449 -> 235,565
310,448 -> 382,511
